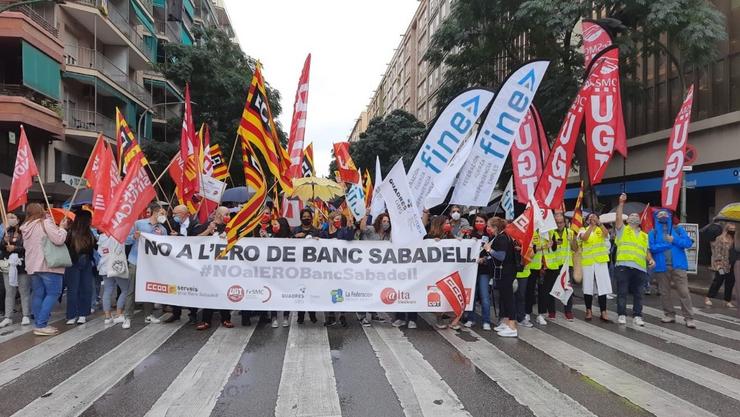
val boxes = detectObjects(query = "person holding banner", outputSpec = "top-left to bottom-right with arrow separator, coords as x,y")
483,217 -> 518,338
426,215 -> 457,329
540,213 -> 577,324
63,210 -> 96,325
578,213 -> 612,322
293,208 -> 319,325
320,211 -> 355,327
0,213 -> 30,328
268,217 -> 292,328
20,203 -> 69,336
198,207 -> 237,331
166,204 -> 208,324
360,212 -> 391,327
449,205 -> 471,238
614,194 -> 655,326
463,214 -> 493,331
649,210 -> 696,328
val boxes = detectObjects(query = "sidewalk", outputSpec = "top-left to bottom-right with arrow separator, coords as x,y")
687,265 -> 716,296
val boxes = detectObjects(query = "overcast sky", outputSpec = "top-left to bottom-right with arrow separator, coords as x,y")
224,0 -> 419,176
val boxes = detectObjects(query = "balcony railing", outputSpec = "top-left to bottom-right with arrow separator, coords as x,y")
136,0 -> 153,15
0,83 -> 61,114
0,1 -> 59,38
64,108 -> 116,138
152,104 -> 180,121
65,45 -> 153,105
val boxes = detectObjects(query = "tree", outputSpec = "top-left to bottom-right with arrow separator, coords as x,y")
144,26 -> 286,191
329,109 -> 426,179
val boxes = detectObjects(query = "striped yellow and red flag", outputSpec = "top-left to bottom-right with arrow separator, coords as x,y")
115,108 -> 148,175
209,144 -> 229,181
570,181 -> 585,233
301,142 -> 315,177
363,168 -> 373,206
237,64 -> 293,194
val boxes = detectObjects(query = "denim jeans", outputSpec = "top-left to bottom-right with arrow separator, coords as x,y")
103,276 -> 129,312
465,274 -> 492,324
64,254 -> 94,319
514,276 -> 528,322
32,272 -> 63,328
615,265 -> 646,317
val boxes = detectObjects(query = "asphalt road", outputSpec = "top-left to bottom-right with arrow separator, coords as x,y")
0,289 -> 739,417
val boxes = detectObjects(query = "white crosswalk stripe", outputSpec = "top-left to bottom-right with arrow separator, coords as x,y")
637,304 -> 740,341
676,306 -> 740,326
0,310 -> 65,344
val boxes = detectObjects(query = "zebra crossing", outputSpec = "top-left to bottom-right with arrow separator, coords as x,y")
0,295 -> 739,417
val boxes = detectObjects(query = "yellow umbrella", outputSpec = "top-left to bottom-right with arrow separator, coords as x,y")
715,202 -> 740,222
290,176 -> 345,202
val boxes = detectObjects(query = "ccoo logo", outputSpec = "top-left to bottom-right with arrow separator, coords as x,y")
227,285 -> 245,302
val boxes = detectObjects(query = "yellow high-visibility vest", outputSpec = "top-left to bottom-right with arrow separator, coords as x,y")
579,227 -> 610,266
544,228 -> 574,270
615,226 -> 648,269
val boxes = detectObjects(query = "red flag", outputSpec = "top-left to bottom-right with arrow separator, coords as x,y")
287,54 -> 311,179
435,271 -> 469,319
101,155 -> 156,244
531,105 -> 550,166
584,47 -> 626,184
505,202 -> 536,264
661,85 -> 694,211
91,143 -> 121,228
8,126 -> 40,212
511,107 -> 546,203
82,134 -> 106,189
333,142 -> 360,184
582,20 -> 613,72
180,84 -> 200,212
640,203 -> 653,233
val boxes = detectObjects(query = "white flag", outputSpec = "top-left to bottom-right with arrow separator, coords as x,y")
346,183 -> 366,220
530,197 -> 557,236
502,177 -> 515,220
549,262 -> 573,305
200,175 -> 226,203
369,156 -> 385,219
379,159 -> 427,245
451,61 -> 550,206
424,128 -> 477,209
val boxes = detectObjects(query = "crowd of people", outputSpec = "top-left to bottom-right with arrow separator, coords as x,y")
0,193 -> 737,340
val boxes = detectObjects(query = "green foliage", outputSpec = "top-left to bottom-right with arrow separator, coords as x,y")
329,110 -> 426,179
145,26 -> 285,189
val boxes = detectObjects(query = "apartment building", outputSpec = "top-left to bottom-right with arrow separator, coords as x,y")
0,0 -> 232,192
350,0 -> 453,141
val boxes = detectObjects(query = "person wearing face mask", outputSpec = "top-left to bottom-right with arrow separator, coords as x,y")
291,208 -> 319,324
462,214 -> 493,330
320,212 -> 355,326
538,212 -> 578,325
483,217 -> 518,337
426,215 -> 457,329
360,212 -> 391,327
649,209 -> 696,328
706,223 -> 736,308
578,213 -> 612,322
0,213 -> 31,328
197,207 -> 236,331
448,205 -> 470,238
267,217 -> 292,328
614,194 -> 656,326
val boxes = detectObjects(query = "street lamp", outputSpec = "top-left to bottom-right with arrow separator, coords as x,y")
0,0 -> 65,14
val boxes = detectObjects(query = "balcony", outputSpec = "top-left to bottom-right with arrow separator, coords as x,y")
151,103 -> 180,121
0,1 -> 59,37
0,83 -> 63,136
63,108 -> 116,139
65,45 -> 152,106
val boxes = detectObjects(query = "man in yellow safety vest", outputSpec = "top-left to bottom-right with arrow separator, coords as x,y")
540,212 -> 578,324
614,193 -> 655,326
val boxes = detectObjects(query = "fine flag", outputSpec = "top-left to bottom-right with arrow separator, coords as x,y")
116,108 -> 147,175
302,142 -> 315,177
661,85 -> 694,211
502,177 -> 515,220
511,106 -> 547,203
346,181 -> 366,220
582,19 -> 614,72
180,84 -> 200,213
549,262 -> 574,304
570,181 -> 585,234
333,142 -> 360,184
363,168 -> 373,207
424,128 -> 476,210
287,54 -> 311,179
451,60 -> 550,206
8,126 -> 39,211
101,154 -> 156,244
238,64 -> 293,194
435,271 -> 469,319
209,144 -> 229,181
584,46 -> 626,184
82,134 -> 106,189
369,156 -> 385,219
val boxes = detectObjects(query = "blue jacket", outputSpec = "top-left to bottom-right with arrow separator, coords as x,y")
648,211 -> 693,272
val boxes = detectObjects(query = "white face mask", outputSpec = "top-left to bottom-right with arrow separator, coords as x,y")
451,212 -> 461,221
7,218 -> 18,228
157,215 -> 167,224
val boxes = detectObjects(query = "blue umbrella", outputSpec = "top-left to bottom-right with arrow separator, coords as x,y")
65,188 -> 93,207
222,186 -> 253,203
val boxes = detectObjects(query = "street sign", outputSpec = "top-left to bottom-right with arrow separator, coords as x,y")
679,223 -> 699,275
685,144 -> 698,165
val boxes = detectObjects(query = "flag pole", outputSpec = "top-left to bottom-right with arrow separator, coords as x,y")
0,189 -> 9,227
65,135 -> 101,216
36,176 -> 53,214
225,132 -> 240,184
145,163 -> 176,230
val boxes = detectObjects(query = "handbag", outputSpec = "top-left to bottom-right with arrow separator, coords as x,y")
41,221 -> 73,269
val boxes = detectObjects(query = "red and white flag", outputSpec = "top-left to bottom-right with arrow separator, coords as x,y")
640,203 -> 653,233
8,126 -> 39,212
287,54 -> 311,179
549,262 -> 574,304
582,20 -> 613,71
505,201 -> 536,264
511,106 -> 547,203
82,134 -> 106,189
180,84 -> 200,211
435,271 -> 469,319
661,85 -> 694,211
584,46 -> 626,184
101,155 -> 156,244
91,143 -> 121,228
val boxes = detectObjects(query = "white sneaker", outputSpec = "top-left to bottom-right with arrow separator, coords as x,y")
392,319 -> 406,327
497,327 -> 518,337
66,318 -> 77,325
113,315 -> 125,324
0,318 -> 12,328
518,319 -> 534,328
435,322 -> 448,329
407,321 -> 417,329
525,314 -> 531,322
282,319 -> 289,327
482,323 -> 492,331
606,293 -> 616,300
122,318 -> 131,329
271,319 -> 279,328
77,316 -> 86,324
145,315 -> 161,324
104,317 -> 114,325
617,315 -> 627,325
633,316 -> 645,327
21,316 -> 30,326
494,323 -> 509,332
463,320 -> 474,328
536,315 -> 548,326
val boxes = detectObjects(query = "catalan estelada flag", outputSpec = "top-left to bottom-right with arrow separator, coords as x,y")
238,64 -> 293,194
115,107 -> 147,175
209,144 -> 229,181
570,181 -> 585,234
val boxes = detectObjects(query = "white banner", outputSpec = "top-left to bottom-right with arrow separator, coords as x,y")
369,156 -> 385,219
451,61 -> 550,206
379,159 -> 427,246
135,234 -> 479,312
679,223 -> 699,274
407,88 -> 495,213
502,177 -> 515,220
424,128 -> 477,209
201,175 -> 226,203
346,183 -> 366,220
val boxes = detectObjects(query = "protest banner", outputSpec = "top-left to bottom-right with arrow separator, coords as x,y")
679,223 -> 699,274
407,88 -> 495,212
451,60 -> 550,206
135,234 -> 479,312
379,159 -> 427,246
510,107 -> 546,203
661,85 -> 694,211
369,156 -> 385,219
